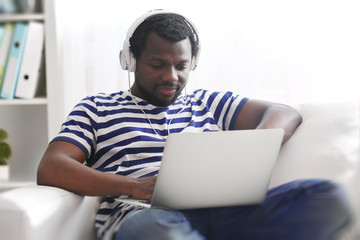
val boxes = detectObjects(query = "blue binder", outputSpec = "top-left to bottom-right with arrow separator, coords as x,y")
0,22 -> 29,99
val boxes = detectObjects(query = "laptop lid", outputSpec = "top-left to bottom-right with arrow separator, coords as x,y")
151,129 -> 284,209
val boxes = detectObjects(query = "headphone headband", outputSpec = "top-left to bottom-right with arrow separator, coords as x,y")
119,9 -> 201,72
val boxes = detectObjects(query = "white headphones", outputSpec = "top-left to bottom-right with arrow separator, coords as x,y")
119,9 -> 201,72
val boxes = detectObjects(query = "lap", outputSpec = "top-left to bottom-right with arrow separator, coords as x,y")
115,179 -> 352,240
115,207 -> 205,240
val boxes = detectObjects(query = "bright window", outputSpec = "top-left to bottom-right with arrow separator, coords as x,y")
56,0 -> 360,115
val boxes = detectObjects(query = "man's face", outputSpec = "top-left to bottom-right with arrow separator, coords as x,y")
131,32 -> 192,107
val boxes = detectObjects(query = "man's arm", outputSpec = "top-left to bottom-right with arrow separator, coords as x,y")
233,99 -> 302,143
37,141 -> 156,199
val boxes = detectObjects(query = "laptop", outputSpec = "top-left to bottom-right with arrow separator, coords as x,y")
116,128 -> 284,209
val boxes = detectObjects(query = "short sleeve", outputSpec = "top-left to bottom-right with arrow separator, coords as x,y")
52,96 -> 98,159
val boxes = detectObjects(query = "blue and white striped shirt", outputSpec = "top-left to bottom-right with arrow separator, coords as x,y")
53,89 -> 248,240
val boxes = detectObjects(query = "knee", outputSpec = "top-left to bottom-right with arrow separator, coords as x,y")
296,179 -> 353,223
115,208 -> 201,240
297,179 -> 348,199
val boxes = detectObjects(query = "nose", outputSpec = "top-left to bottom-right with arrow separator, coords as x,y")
162,66 -> 178,82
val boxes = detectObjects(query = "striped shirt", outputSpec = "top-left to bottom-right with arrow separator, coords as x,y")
53,89 -> 248,240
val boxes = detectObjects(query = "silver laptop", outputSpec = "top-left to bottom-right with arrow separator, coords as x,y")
116,129 -> 284,209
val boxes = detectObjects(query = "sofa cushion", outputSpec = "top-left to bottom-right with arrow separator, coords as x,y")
270,99 -> 360,239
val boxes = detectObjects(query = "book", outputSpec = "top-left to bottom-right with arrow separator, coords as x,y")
0,22 -> 29,99
0,23 -> 15,92
0,25 -> 5,46
15,21 -> 45,99
0,24 -> 5,88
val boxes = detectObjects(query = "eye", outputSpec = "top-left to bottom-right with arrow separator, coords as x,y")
150,63 -> 164,70
176,64 -> 188,71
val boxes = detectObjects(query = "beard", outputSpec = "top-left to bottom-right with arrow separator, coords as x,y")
135,80 -> 183,107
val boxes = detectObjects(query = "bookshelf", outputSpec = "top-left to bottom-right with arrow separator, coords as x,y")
0,13 -> 44,22
0,0 -> 63,191
0,97 -> 47,105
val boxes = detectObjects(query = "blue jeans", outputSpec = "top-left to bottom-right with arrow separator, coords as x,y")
115,179 -> 352,240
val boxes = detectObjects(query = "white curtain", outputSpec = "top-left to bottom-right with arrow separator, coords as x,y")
55,0 -> 360,116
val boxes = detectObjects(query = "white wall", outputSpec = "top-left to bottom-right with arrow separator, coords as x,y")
54,0 -> 360,117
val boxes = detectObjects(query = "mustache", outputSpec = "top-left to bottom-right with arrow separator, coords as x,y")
155,82 -> 181,89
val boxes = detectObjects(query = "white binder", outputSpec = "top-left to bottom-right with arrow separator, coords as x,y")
15,21 -> 45,99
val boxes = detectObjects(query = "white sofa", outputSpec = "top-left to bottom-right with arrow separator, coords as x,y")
0,99 -> 359,240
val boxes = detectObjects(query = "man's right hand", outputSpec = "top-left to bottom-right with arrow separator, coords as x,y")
130,176 -> 157,200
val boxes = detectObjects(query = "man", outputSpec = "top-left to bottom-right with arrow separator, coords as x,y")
37,10 -> 352,240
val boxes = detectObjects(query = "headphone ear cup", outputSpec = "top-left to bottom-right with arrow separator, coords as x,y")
119,48 -> 136,72
119,50 -> 128,70
190,42 -> 201,71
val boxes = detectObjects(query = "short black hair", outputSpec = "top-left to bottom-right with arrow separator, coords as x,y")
129,13 -> 199,60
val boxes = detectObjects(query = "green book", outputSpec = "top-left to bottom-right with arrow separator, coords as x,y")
0,23 -> 15,92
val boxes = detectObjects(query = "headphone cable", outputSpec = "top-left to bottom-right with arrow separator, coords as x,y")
127,72 -> 188,140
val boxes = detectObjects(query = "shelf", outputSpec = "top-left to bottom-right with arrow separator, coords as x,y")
0,13 -> 44,22
0,98 -> 47,105
0,13 -> 47,106
0,4 -> 52,194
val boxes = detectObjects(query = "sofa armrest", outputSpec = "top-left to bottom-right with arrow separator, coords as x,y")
0,184 -> 101,240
